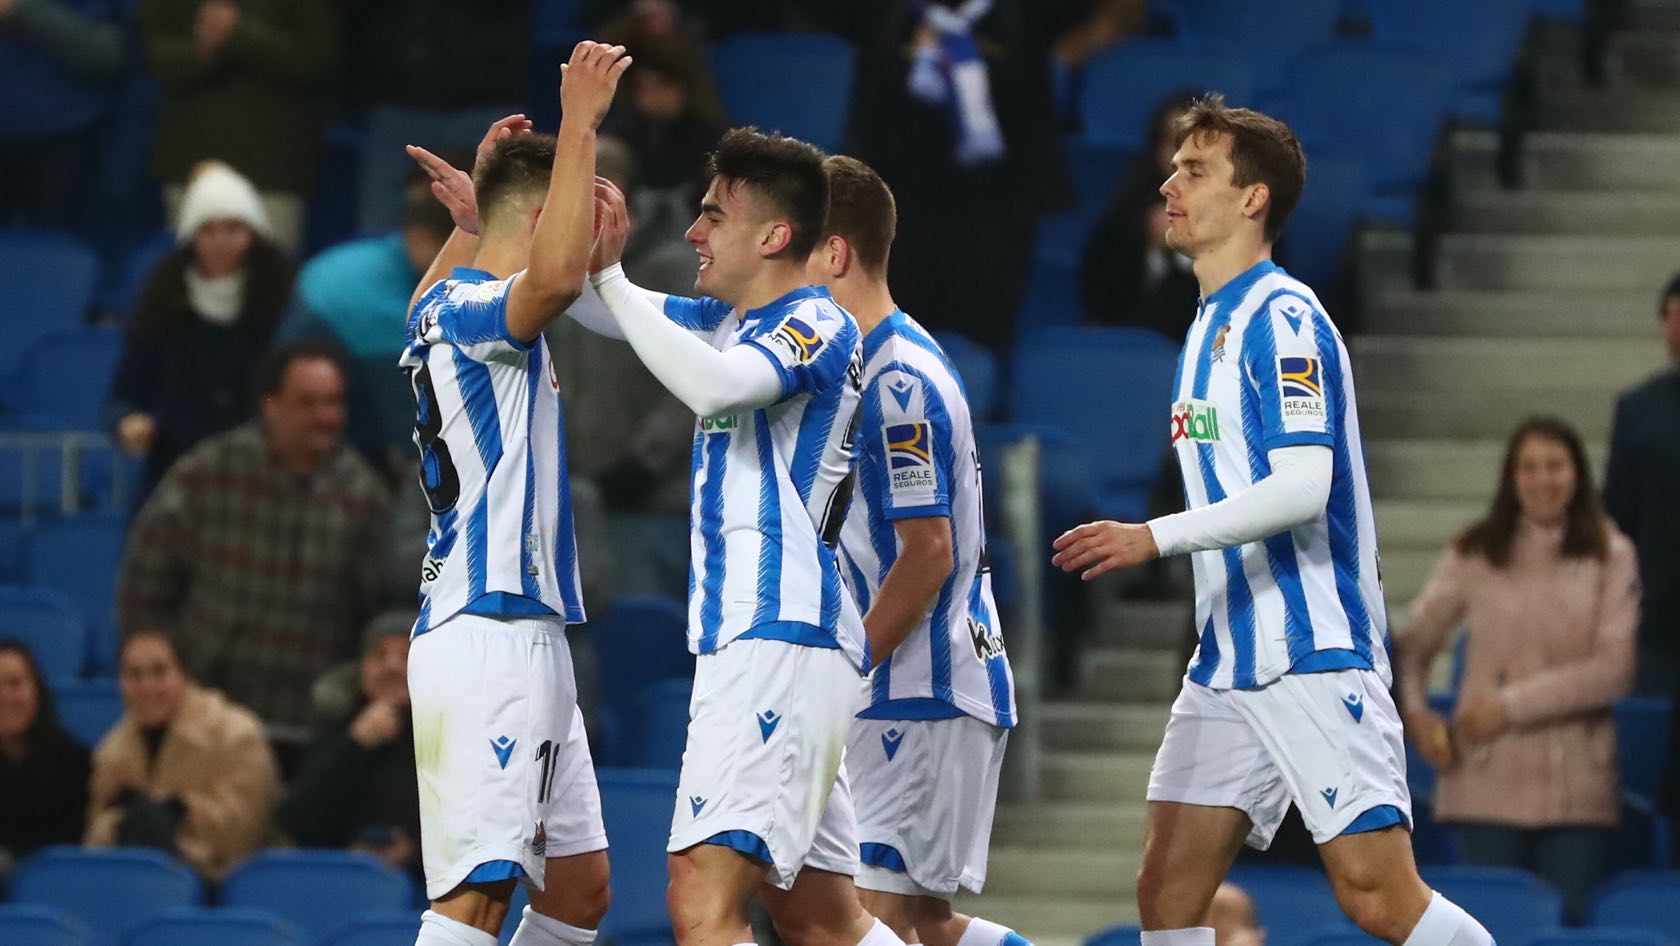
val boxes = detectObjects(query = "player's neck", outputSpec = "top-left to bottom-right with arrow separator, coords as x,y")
837,278 -> 897,336
470,233 -> 530,281
1192,236 -> 1272,303
731,262 -> 813,314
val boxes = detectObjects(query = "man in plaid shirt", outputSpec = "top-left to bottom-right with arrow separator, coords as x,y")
117,340 -> 391,734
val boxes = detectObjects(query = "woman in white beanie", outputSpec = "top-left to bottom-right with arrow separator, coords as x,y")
105,162 -> 296,504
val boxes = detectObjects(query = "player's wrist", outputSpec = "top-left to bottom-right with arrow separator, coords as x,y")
589,261 -> 626,288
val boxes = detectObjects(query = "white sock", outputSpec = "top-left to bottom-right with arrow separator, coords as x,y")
417,910 -> 499,946
509,905 -> 598,946
1401,892 -> 1494,946
957,918 -> 1015,946
860,918 -> 909,946
1140,929 -> 1216,946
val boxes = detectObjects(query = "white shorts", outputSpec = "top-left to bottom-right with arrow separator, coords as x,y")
1147,669 -> 1411,849
849,715 -> 1008,898
410,613 -> 606,901
667,639 -> 864,890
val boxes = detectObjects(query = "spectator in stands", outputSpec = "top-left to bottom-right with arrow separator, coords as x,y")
1605,271 -> 1680,696
1395,416 -> 1639,925
138,0 -> 338,252
115,341 -> 391,739
0,0 -> 125,229
599,29 -> 725,203
106,162 -> 295,505
277,611 -> 419,879
1079,91 -> 1199,340
1205,882 -> 1263,946
0,640 -> 90,874
86,630 -> 278,880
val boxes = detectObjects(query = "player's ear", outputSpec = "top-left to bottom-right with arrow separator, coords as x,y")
1242,182 -> 1270,224
827,235 -> 850,277
760,220 -> 792,257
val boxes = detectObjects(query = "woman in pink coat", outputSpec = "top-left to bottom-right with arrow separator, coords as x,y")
1395,416 -> 1640,924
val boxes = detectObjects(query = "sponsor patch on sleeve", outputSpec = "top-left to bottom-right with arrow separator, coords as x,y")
769,316 -> 823,364
885,421 -> 937,499
1278,355 -> 1327,421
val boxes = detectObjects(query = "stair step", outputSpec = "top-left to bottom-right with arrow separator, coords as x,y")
1090,598 -> 1196,650
1434,233 -> 1680,291
1381,546 -> 1445,607
1042,750 -> 1156,803
1538,87 -> 1680,132
1351,335 -> 1664,393
1041,702 -> 1173,753
992,801 -> 1151,849
1522,133 -> 1680,191
1454,188 -> 1680,235
983,845 -> 1143,898
1075,648 -> 1185,703
1359,387 -> 1616,441
1367,289 -> 1657,338
954,893 -> 1136,941
1373,498 -> 1484,551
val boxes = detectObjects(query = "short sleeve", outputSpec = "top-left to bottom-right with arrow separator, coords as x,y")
744,303 -> 857,402
663,294 -> 733,333
413,275 -> 534,362
1241,292 -> 1338,451
864,366 -> 953,520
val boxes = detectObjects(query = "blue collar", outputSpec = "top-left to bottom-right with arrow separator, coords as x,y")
862,308 -> 909,356
742,284 -> 831,323
450,267 -> 496,283
1200,259 -> 1280,314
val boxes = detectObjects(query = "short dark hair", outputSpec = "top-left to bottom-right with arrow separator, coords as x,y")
1662,270 -> 1680,316
474,133 -> 557,231
707,127 -> 828,260
1172,95 -> 1306,243
256,339 -> 347,399
821,156 -> 896,275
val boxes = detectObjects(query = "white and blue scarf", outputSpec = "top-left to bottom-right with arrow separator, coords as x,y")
907,0 -> 1006,166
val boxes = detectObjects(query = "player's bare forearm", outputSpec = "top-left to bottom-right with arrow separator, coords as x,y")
409,227 -> 480,315
864,517 -> 954,664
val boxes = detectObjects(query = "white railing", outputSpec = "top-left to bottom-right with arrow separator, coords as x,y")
0,430 -> 130,523
996,435 -> 1043,803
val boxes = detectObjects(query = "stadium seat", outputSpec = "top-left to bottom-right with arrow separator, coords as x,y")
1271,43 -> 1451,224
324,911 -> 420,946
1086,922 -> 1142,946
25,515 -> 126,673
631,678 -> 693,771
1080,39 -> 1257,151
0,905 -> 90,946
1170,0 -> 1345,94
1035,139 -> 1135,267
1615,697 -> 1671,805
8,328 -> 125,431
974,423 -> 1096,536
1280,143 -> 1367,298
1298,928 -> 1380,946
0,585 -> 87,681
1369,0 -> 1532,123
100,232 -> 173,319
54,677 -> 124,747
1419,867 -> 1562,945
933,333 -> 1001,421
1017,258 -> 1084,337
712,33 -> 855,152
222,850 -> 414,941
0,230 -> 100,379
1224,866 -> 1351,946
0,516 -> 23,580
12,846 -> 202,946
1524,930 -> 1673,946
123,908 -> 301,946
597,768 -> 681,940
1589,871 -> 1680,940
591,595 -> 693,763
1010,327 -> 1178,522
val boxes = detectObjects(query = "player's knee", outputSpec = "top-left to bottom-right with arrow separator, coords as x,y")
572,875 -> 611,929
666,856 -> 730,934
1334,885 -> 1410,942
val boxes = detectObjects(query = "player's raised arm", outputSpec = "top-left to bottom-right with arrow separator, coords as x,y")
503,41 -> 631,342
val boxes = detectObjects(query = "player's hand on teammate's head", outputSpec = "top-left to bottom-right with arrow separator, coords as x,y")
559,41 -> 632,131
475,113 -> 533,172
589,175 -> 631,273
406,144 -> 480,235
1051,520 -> 1161,581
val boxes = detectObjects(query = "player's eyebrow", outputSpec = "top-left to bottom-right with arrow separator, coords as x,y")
700,199 -> 725,217
1177,158 -> 1205,171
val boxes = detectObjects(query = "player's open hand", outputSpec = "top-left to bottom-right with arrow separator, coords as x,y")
559,41 -> 632,131
405,115 -> 531,235
474,113 -> 533,171
591,175 -> 630,273
1051,520 -> 1160,581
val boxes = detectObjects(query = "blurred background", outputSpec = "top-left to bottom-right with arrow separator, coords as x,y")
1,1 -> 1679,945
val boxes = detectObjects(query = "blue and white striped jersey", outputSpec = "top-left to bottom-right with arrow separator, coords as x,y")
664,285 -> 868,669
399,268 -> 586,635
1170,260 -> 1388,691
839,311 -> 1016,729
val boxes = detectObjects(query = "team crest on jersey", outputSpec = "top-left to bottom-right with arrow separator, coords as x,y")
886,422 -> 936,496
769,316 -> 823,364
1210,324 -> 1230,363
1278,356 -> 1327,421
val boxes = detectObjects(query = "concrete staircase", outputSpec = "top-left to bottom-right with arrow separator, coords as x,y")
958,5 -> 1678,944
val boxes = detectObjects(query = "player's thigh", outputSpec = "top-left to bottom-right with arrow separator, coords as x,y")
1318,825 -> 1432,938
527,849 -> 611,928
667,841 -> 770,919
1139,801 -> 1252,919
761,867 -> 869,946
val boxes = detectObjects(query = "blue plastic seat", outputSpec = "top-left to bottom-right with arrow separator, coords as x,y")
1615,697 -> 1671,805
712,33 -> 855,152
0,905 -> 90,946
1010,327 -> 1179,522
1017,258 -> 1084,337
8,328 -> 125,431
591,595 -> 693,763
1081,39 -> 1256,151
0,230 -> 100,379
631,678 -> 692,772
12,846 -> 202,946
54,677 -> 123,747
123,908 -> 301,946
222,850 -> 414,941
324,911 -> 420,946
932,333 -> 1001,421
1170,0 -> 1346,94
1036,139 -> 1135,267
1086,922 -> 1141,946
1224,865 -> 1351,946
597,768 -> 681,939
1589,871 -> 1680,940
25,515 -> 126,673
1524,929 -> 1673,946
1369,0 -> 1532,123
1281,143 -> 1367,295
974,423 -> 1096,535
1298,927 -> 1380,946
0,585 -> 87,681
1272,43 -> 1451,225
101,232 -> 173,319
1419,867 -> 1562,945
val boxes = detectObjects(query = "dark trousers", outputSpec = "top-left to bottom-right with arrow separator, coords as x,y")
1454,823 -> 1611,925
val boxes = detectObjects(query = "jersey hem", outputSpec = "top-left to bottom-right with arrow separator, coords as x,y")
859,692 -> 1017,729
